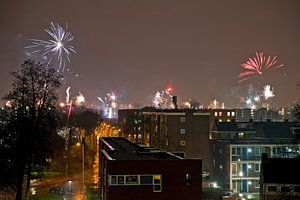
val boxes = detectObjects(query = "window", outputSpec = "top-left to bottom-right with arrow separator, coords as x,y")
153,175 -> 162,192
232,163 -> 237,175
281,186 -> 290,193
219,112 -> 222,116
125,175 -> 139,185
231,112 -> 235,117
180,128 -> 186,134
254,163 -> 260,172
254,147 -> 260,156
219,119 -> 222,122
185,174 -> 191,185
117,176 -> 125,184
232,147 -> 237,155
214,112 -> 218,117
180,117 -> 186,122
227,112 -> 230,116
110,176 -> 117,185
236,147 -> 241,155
268,186 -> 277,192
140,175 -> 153,185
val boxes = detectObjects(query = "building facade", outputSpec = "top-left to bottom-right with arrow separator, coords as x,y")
211,121 -> 300,197
260,153 -> 300,200
99,137 -> 202,200
118,108 -> 212,171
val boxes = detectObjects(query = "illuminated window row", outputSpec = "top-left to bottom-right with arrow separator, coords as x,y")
109,174 -> 162,192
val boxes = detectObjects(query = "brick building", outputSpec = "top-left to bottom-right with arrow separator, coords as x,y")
99,137 -> 202,200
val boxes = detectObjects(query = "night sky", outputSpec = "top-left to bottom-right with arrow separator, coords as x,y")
1,0 -> 300,108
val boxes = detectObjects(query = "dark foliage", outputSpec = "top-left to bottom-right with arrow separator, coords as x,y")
1,60 -> 64,200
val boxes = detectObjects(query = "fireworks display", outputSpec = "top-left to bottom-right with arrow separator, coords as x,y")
152,87 -> 173,109
262,85 -> 275,100
66,86 -> 71,104
75,92 -> 85,106
239,52 -> 284,82
97,92 -> 118,118
25,22 -> 76,72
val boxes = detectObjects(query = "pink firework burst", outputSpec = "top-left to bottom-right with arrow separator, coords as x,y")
238,52 -> 284,82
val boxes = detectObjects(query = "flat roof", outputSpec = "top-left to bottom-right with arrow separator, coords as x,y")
100,137 -> 182,161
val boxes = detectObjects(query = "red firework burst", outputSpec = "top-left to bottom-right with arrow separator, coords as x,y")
239,52 -> 284,82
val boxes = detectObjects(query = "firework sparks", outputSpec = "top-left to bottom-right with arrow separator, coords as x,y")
75,92 -> 85,105
97,92 -> 118,118
25,22 -> 76,72
152,87 -> 173,109
239,52 -> 284,82
262,85 -> 275,100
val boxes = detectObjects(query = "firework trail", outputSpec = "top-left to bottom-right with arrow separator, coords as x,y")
66,86 -> 71,104
239,52 -> 284,82
262,85 -> 275,100
25,22 -> 76,72
152,87 -> 173,109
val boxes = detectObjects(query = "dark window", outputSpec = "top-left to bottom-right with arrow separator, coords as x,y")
140,175 -> 153,185
232,148 -> 236,155
154,185 -> 161,191
281,186 -> 290,193
117,176 -> 124,184
237,148 -> 241,155
254,163 -> 260,172
125,175 -> 138,184
294,186 -> 300,192
268,186 -> 277,192
110,176 -> 117,185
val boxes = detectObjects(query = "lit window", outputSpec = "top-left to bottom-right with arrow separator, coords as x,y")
153,175 -> 162,192
219,112 -> 222,116
180,117 -> 186,122
180,128 -> 186,134
227,119 -> 231,122
219,119 -> 222,122
215,112 -> 218,117
185,174 -> 192,185
238,132 -> 244,138
227,112 -> 230,116
231,112 -> 235,116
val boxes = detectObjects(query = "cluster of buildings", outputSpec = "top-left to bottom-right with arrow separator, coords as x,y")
98,107 -> 300,199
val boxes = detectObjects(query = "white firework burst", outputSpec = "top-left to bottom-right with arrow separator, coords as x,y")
26,22 -> 76,72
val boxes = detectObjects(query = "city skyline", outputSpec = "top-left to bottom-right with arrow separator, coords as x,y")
0,0 -> 300,107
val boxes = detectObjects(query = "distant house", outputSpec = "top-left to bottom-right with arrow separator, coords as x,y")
260,153 -> 300,200
99,137 -> 202,200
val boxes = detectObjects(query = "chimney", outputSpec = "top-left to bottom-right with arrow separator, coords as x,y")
172,96 -> 178,109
